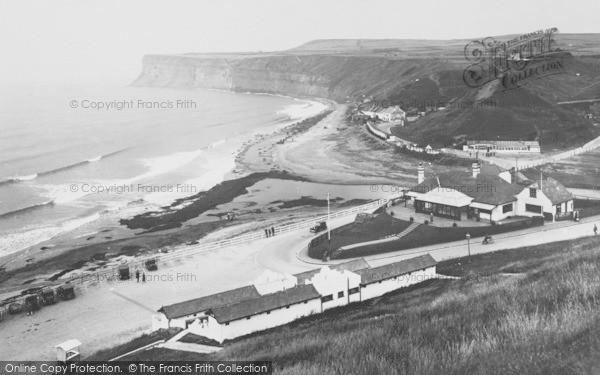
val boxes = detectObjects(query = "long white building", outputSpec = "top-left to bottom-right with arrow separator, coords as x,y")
153,255 -> 437,343
463,140 -> 541,155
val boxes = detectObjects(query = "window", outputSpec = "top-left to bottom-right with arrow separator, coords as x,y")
503,203 -> 513,213
525,204 -> 542,213
348,287 -> 360,295
529,188 -> 537,198
337,291 -> 344,298
321,295 -> 333,303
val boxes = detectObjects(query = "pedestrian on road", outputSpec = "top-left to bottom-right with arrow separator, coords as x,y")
594,224 -> 598,235
142,272 -> 146,283
271,227 -> 275,236
430,212 -> 434,223
135,270 -> 140,283
265,228 -> 269,238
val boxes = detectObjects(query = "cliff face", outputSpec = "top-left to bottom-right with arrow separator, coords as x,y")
133,47 -> 600,148
132,54 -> 466,101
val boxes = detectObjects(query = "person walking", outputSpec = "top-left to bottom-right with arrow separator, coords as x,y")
142,272 -> 146,283
271,227 -> 275,236
430,212 -> 434,224
265,228 -> 269,238
135,270 -> 140,283
594,224 -> 598,235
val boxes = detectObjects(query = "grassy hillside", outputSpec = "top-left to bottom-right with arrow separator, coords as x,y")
108,236 -> 600,374
139,35 -> 600,149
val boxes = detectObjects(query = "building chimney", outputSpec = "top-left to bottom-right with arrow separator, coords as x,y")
472,162 -> 480,178
417,163 -> 425,184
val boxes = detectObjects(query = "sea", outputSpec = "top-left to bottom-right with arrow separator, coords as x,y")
0,84 -> 327,258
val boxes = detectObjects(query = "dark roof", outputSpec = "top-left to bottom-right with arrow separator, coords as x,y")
294,258 -> 370,284
479,163 -> 507,175
210,284 -> 321,324
159,285 -> 260,320
529,177 -> 574,205
357,254 -> 437,285
410,171 -> 522,205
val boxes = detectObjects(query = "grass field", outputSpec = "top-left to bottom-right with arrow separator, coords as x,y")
308,213 -> 542,260
307,212 -> 413,258
104,235 -> 600,374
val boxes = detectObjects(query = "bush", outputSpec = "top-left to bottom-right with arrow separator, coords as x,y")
424,220 -> 429,225
410,216 -> 414,222
453,222 -> 458,227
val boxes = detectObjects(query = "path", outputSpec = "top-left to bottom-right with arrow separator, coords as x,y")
294,216 -> 600,268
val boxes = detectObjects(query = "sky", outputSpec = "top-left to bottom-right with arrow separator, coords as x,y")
0,0 -> 598,86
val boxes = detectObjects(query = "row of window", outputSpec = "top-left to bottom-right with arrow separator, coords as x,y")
321,287 -> 362,303
223,281 -> 407,325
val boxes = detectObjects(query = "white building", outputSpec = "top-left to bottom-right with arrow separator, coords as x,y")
463,140 -> 541,155
304,266 -> 362,309
377,106 -> 406,122
152,285 -> 260,331
362,105 -> 406,123
153,270 -> 296,331
514,177 -> 575,221
408,163 -> 523,222
190,284 -> 322,343
155,256 -> 437,343
407,163 -> 574,222
357,255 -> 437,301
253,269 -> 297,295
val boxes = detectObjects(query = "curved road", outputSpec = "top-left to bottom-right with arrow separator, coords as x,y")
2,208 -> 599,361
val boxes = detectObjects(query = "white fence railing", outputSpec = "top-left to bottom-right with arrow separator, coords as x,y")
1,193 -> 405,303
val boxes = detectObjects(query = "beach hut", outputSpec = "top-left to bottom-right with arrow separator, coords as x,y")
54,339 -> 82,363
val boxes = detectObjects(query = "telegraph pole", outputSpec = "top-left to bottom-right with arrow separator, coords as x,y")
327,193 -> 331,260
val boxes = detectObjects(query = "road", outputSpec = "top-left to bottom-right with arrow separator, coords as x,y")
2,209 -> 598,361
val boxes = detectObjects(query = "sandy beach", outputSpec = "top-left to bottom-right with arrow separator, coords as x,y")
0,93 -> 475,360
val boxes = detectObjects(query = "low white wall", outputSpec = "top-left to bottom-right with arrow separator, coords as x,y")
360,267 -> 436,302
189,316 -> 223,342
219,299 -> 322,342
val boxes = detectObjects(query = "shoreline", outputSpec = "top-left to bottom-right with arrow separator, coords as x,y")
0,95 -> 334,287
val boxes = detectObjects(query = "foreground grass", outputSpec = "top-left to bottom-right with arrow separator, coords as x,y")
115,236 -> 600,374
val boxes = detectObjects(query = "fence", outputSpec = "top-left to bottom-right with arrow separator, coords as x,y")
441,136 -> 600,171
1,193 -> 404,306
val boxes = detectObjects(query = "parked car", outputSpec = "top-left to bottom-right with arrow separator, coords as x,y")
310,221 -> 327,233
118,265 -> 130,280
145,259 -> 158,271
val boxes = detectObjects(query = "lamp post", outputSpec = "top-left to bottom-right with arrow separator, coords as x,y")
466,233 -> 471,257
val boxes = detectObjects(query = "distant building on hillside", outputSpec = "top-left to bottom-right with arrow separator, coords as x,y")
463,140 -> 541,155
361,104 -> 406,123
377,106 -> 406,122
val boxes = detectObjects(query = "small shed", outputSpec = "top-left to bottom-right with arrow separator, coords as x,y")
54,339 -> 82,362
